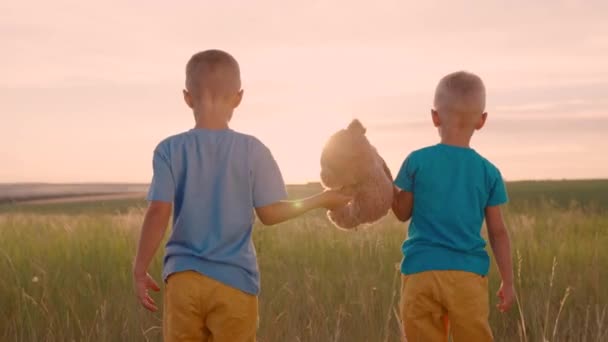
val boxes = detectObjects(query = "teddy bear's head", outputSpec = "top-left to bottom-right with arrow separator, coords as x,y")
320,119 -> 377,189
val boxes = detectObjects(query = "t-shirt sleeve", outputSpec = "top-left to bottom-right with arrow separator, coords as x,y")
147,144 -> 175,203
252,142 -> 288,208
487,169 -> 508,207
394,154 -> 416,192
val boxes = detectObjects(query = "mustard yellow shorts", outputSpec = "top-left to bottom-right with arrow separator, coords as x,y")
163,271 -> 258,342
400,270 -> 493,342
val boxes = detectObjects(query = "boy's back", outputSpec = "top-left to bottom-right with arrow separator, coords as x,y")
396,144 -> 506,276
148,128 -> 286,295
392,71 -> 514,342
133,50 -> 351,342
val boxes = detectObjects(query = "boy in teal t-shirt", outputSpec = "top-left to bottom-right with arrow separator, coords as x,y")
391,71 -> 515,341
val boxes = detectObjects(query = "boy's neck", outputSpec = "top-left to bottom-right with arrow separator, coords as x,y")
193,110 -> 231,130
439,130 -> 473,148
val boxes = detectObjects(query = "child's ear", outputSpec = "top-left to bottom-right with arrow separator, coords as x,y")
233,89 -> 244,108
431,109 -> 441,127
183,89 -> 194,109
476,112 -> 488,130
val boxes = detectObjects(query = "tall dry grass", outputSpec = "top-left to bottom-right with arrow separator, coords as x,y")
0,201 -> 606,341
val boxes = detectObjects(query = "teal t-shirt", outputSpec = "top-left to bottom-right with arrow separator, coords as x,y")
394,143 -> 508,276
147,128 -> 288,295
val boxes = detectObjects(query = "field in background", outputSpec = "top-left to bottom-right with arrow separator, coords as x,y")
2,180 -> 607,215
0,180 -> 607,341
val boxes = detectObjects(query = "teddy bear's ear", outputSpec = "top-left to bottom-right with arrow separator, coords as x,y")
347,119 -> 366,135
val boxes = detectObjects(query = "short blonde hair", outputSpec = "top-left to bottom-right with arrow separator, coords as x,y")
434,71 -> 486,115
185,50 -> 241,98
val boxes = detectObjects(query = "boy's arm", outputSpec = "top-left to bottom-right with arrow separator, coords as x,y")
392,188 -> 413,222
486,205 -> 515,312
132,201 -> 172,312
384,157 -> 414,222
255,190 -> 351,226
251,141 -> 350,225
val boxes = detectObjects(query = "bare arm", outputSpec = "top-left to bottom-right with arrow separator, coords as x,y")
486,206 -> 513,285
255,190 -> 350,226
132,201 -> 172,311
486,205 -> 515,312
382,159 -> 414,222
392,188 -> 413,222
133,201 -> 172,275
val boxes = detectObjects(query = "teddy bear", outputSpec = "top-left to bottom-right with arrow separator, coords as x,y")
320,119 -> 394,229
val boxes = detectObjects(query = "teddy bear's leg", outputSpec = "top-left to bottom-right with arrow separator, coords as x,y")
354,175 -> 394,225
354,196 -> 379,224
328,202 -> 360,229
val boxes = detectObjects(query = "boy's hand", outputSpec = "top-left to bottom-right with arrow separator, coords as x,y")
496,281 -> 515,313
134,272 -> 161,312
322,190 -> 352,210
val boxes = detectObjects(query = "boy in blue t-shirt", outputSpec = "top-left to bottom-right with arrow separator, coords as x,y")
391,71 -> 515,341
132,50 -> 351,342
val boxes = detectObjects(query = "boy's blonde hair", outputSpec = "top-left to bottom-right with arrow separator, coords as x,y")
185,50 -> 241,99
434,71 -> 486,116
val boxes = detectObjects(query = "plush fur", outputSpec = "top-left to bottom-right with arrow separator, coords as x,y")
320,119 -> 394,229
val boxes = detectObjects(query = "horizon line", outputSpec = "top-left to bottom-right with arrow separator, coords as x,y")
1,177 -> 607,186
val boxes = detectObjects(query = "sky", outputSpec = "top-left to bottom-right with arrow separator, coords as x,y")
1,0 -> 607,184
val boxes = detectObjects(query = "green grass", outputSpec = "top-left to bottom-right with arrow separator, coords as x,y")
506,179 -> 608,212
0,198 -> 148,216
0,181 -> 607,341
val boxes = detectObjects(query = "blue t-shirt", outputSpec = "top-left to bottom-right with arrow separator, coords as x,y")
147,128 -> 287,295
394,143 -> 508,276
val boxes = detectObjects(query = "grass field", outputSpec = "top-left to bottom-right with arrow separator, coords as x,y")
0,180 -> 607,341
